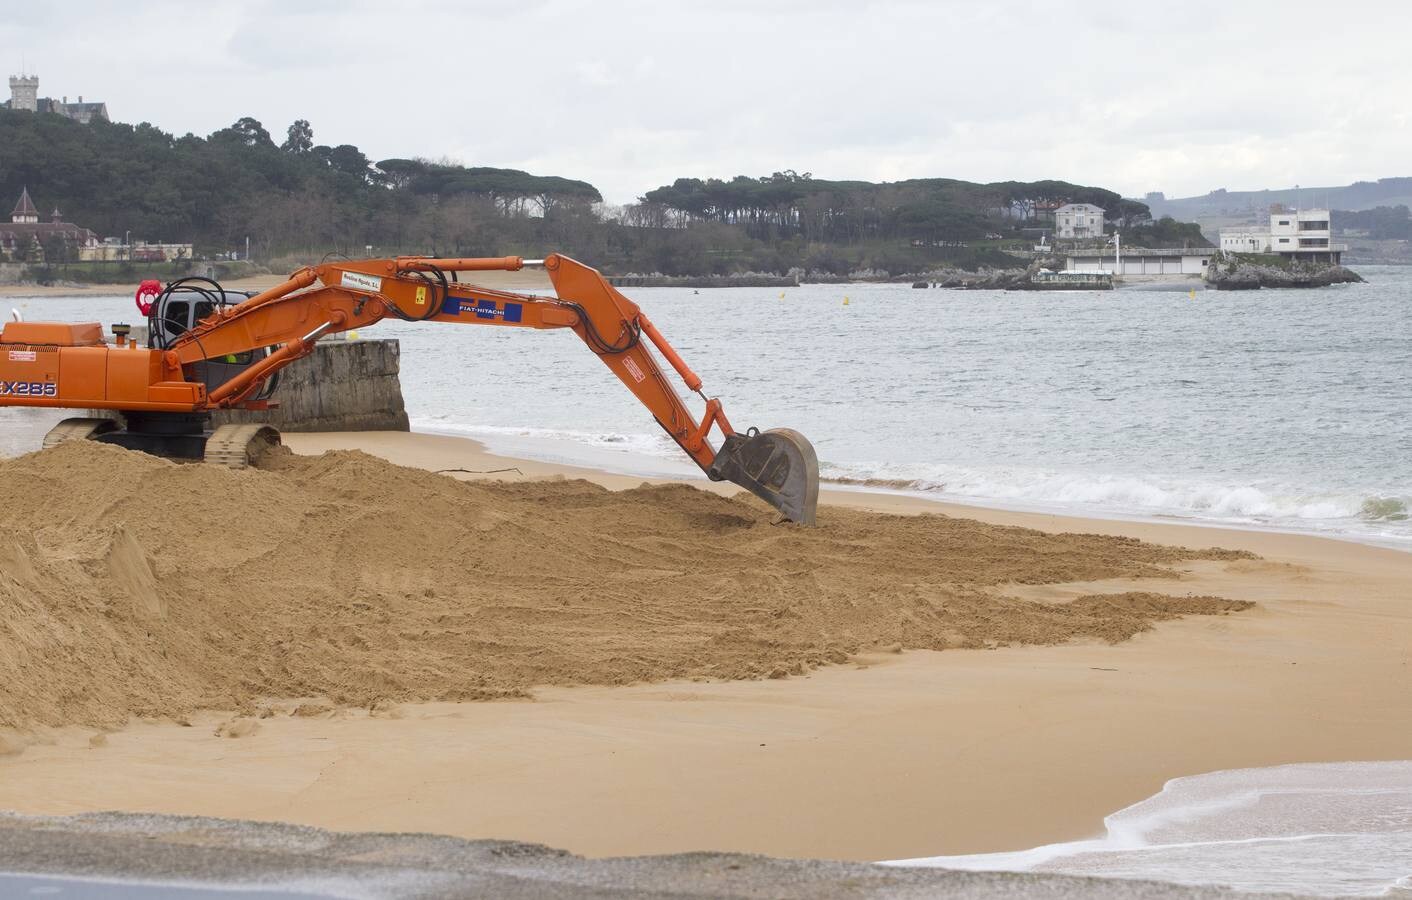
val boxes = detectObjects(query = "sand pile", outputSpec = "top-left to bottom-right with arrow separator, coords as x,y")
0,442 -> 1253,729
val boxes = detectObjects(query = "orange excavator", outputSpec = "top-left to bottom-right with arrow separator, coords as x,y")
0,254 -> 818,524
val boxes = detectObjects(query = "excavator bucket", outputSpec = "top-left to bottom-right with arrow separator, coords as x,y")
707,428 -> 819,525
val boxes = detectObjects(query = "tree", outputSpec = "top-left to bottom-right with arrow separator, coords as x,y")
1111,198 -> 1153,229
281,119 -> 313,154
211,117 -> 275,149
315,144 -> 373,182
41,234 -> 71,264
374,158 -> 425,190
1119,216 -> 1212,248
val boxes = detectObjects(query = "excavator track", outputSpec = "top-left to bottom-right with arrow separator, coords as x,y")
203,423 -> 281,469
41,417 -> 119,449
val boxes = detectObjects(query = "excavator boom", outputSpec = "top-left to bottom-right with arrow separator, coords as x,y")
0,253 -> 819,524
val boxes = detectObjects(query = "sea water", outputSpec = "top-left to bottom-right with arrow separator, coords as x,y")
2,267 -> 1409,546
886,762 -> 1412,897
405,267 -> 1412,547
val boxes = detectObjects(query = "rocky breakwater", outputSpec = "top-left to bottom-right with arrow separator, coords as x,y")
1206,258 -> 1365,291
608,273 -> 796,288
911,257 -> 1064,291
910,267 -> 1031,290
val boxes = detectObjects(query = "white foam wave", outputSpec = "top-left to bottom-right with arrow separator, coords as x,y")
886,761 -> 1412,896
819,459 -> 1412,542
420,420 -> 679,458
412,417 -> 1412,545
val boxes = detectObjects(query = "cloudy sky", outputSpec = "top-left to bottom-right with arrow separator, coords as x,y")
4,0 -> 1408,203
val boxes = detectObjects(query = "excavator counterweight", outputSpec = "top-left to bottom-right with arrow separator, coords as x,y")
0,254 -> 820,524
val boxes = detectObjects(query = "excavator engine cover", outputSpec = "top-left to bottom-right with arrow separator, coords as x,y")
707,427 -> 819,525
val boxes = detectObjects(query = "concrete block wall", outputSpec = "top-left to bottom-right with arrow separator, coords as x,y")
212,338 -> 409,433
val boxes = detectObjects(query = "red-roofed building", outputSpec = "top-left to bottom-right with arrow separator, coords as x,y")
0,189 -> 192,264
0,187 -> 98,262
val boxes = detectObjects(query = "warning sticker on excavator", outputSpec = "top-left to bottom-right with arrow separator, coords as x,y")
7,350 -> 36,362
340,271 -> 383,293
415,286 -> 428,306
623,356 -> 646,383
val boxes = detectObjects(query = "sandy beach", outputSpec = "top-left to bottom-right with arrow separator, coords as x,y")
0,428 -> 1407,865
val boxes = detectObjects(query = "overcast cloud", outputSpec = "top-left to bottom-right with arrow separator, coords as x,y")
2,0 -> 1408,203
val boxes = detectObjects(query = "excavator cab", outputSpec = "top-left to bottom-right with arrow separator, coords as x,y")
147,281 -> 274,398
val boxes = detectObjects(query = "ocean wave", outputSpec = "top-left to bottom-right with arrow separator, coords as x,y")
412,418 -> 1411,543
415,420 -> 681,459
886,761 -> 1412,896
1361,496 -> 1410,522
820,460 -> 1409,531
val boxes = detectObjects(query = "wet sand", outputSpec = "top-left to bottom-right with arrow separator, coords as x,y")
0,430 -> 1407,863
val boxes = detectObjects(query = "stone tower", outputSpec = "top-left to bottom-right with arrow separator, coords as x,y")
9,73 -> 38,111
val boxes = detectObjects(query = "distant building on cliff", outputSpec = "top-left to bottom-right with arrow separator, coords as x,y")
5,71 -> 108,123
0,187 -> 98,261
1219,208 -> 1345,264
0,188 -> 191,263
1054,203 -> 1105,239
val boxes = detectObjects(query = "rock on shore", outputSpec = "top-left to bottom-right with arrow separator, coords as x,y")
912,267 -> 1032,290
607,272 -> 797,288
1205,259 -> 1365,290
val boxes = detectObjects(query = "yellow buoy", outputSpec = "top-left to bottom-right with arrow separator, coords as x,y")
843,296 -> 850,306
1189,289 -> 1196,299
779,292 -> 785,299
347,330 -> 360,341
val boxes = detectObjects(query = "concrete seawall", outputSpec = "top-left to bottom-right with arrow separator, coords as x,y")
214,338 -> 409,432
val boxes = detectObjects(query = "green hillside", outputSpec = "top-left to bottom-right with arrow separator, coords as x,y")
1,108 -> 1180,276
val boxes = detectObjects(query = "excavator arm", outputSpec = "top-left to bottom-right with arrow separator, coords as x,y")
160,253 -> 818,523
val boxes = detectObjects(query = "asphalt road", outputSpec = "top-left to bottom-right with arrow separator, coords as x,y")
0,873 -> 321,898
0,811 -> 1303,899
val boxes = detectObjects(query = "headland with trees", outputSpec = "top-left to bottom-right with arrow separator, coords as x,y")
0,108 -> 1211,283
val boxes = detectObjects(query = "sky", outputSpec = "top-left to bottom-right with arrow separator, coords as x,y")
3,0 -> 1410,205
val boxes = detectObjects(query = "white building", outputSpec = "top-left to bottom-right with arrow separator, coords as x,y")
1219,208 -> 1345,264
1054,203 -> 1105,239
1067,248 -> 1215,279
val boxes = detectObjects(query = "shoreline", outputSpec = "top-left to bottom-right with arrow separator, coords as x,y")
2,428 -> 1408,864
0,274 -> 284,299
6,268 -> 1363,299
415,422 -> 1412,553
0,268 -> 556,298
